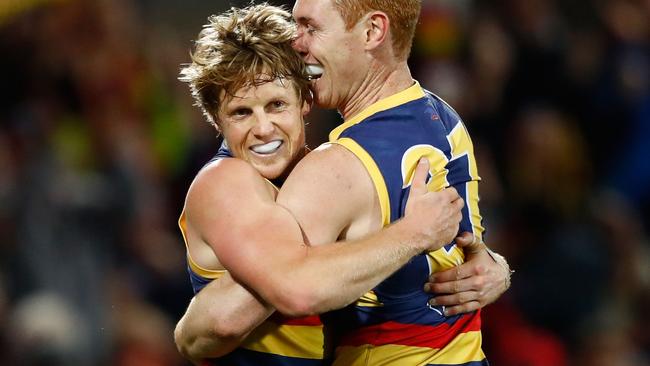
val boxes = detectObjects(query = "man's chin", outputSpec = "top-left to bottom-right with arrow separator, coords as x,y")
253,160 -> 284,181
316,97 -> 337,110
312,89 -> 336,109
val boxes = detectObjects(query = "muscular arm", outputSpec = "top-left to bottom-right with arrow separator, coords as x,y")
187,153 -> 461,317
174,272 -> 273,363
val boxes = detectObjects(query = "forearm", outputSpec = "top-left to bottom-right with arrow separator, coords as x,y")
262,218 -> 428,316
175,309 -> 239,365
174,273 -> 274,361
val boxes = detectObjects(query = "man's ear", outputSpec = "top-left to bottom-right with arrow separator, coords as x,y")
364,11 -> 389,51
302,95 -> 312,116
211,120 -> 222,134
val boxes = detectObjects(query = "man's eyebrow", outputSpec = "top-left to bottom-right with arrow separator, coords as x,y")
295,16 -> 312,24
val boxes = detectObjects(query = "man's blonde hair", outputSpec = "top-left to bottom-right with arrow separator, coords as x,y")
333,0 -> 421,60
180,4 -> 310,125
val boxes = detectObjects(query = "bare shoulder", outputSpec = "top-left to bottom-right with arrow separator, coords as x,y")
191,158 -> 262,191
304,142 -> 356,163
287,143 -> 369,185
185,158 -> 272,218
277,143 -> 378,244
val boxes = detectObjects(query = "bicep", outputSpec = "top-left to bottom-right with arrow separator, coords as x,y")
186,163 -> 306,293
206,203 -> 306,289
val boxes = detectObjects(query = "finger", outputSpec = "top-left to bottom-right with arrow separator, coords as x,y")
452,196 -> 465,210
428,291 -> 479,307
426,276 -> 478,294
454,232 -> 475,247
442,301 -> 481,316
455,232 -> 484,254
429,262 -> 487,283
443,186 -> 459,201
409,157 -> 430,196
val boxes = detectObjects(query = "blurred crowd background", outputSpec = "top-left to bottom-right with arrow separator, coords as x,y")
0,0 -> 648,365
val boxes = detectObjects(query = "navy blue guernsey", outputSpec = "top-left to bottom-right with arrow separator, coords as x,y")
324,82 -> 487,366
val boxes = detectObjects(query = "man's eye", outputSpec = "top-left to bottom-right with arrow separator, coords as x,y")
272,100 -> 286,109
232,109 -> 249,118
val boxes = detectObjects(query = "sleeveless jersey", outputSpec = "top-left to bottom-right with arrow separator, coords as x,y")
324,82 -> 487,366
178,145 -> 325,366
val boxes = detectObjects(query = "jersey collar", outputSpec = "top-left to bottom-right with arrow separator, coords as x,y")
329,81 -> 425,141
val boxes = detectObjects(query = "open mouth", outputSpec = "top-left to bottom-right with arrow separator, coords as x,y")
305,64 -> 324,80
250,140 -> 283,155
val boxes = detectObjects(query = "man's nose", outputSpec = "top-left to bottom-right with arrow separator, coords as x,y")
252,112 -> 275,137
292,34 -> 308,58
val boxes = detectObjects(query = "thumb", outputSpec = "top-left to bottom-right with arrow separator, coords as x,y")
410,157 -> 430,196
455,231 -> 484,254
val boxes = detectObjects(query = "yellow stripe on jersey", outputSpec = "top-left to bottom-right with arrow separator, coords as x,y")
447,123 -> 479,179
332,331 -> 484,366
178,212 -> 225,280
430,330 -> 485,365
465,180 -> 484,243
241,320 -> 324,359
447,122 -> 484,243
427,245 -> 465,274
330,138 -> 391,226
355,290 -> 384,308
264,178 -> 280,193
329,82 -> 426,141
186,253 -> 225,280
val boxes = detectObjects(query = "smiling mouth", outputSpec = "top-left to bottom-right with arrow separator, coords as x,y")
250,140 -> 283,155
305,64 -> 323,80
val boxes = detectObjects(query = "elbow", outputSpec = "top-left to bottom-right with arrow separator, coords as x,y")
203,304 -> 249,341
173,318 -> 195,361
255,272 -> 326,317
206,302 -> 254,342
209,316 -> 250,341
174,312 -> 242,361
271,287 -> 322,317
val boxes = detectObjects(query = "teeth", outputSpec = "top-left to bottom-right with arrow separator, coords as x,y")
305,64 -> 324,80
251,140 -> 282,154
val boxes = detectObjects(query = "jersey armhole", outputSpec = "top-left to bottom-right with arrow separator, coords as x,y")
328,138 -> 391,227
178,211 -> 226,280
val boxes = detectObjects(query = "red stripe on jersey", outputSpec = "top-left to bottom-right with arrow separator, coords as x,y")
339,310 -> 481,349
269,313 -> 322,326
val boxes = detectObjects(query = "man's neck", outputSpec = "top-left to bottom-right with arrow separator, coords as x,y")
338,61 -> 413,121
273,145 -> 309,186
